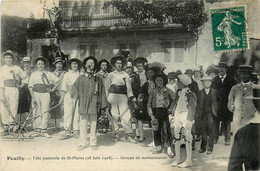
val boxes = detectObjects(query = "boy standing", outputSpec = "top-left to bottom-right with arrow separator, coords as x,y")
197,76 -> 218,155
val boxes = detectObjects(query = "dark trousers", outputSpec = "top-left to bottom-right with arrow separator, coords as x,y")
152,108 -> 172,148
214,118 -> 231,142
200,112 -> 216,152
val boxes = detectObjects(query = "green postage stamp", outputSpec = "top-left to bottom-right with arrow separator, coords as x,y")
210,5 -> 249,52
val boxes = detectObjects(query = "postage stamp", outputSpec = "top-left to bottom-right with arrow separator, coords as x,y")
210,5 -> 249,52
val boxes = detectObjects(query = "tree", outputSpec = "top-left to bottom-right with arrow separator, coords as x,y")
1,15 -> 27,59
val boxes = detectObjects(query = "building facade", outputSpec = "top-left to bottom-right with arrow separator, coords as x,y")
27,0 -> 228,73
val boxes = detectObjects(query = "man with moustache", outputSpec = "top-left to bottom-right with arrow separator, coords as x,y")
72,56 -> 107,151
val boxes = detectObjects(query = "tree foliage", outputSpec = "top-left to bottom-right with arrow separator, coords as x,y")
104,0 -> 208,38
27,18 -> 52,39
1,15 -> 27,57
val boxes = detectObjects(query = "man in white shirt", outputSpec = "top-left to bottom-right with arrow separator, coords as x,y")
59,58 -> 82,139
28,56 -> 59,138
0,50 -> 23,135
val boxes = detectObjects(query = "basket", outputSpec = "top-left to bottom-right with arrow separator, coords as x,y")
151,119 -> 159,131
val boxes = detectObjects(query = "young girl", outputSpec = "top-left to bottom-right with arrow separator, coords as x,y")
147,72 -> 175,155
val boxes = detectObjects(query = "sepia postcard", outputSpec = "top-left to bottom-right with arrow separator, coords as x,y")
1,0 -> 260,171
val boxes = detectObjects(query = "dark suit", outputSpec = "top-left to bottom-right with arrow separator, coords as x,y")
131,73 -> 150,121
211,74 -> 236,142
131,73 -> 142,98
197,88 -> 218,152
228,123 -> 260,171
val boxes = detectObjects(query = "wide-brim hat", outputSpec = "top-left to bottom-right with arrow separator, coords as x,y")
146,62 -> 166,72
110,56 -> 127,68
177,74 -> 192,86
185,69 -> 193,75
33,56 -> 49,69
206,67 -> 218,75
53,57 -> 65,65
144,65 -> 161,75
67,58 -> 82,70
99,59 -> 112,72
201,76 -> 212,81
246,85 -> 260,100
167,72 -> 177,79
152,72 -> 168,86
22,56 -> 31,63
125,61 -> 134,69
237,65 -> 253,73
2,50 -> 17,64
83,56 -> 98,71
216,62 -> 229,68
133,57 -> 148,66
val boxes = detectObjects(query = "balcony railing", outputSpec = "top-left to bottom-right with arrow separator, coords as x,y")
59,5 -> 129,30
58,5 -> 182,31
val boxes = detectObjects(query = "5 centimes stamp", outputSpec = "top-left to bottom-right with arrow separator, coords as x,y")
210,5 -> 249,52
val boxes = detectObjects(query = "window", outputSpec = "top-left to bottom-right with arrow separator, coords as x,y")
118,43 -> 137,57
90,44 -> 96,56
129,43 -> 137,57
79,45 -> 87,58
174,41 -> 184,62
163,42 -> 171,63
79,44 -> 97,58
119,43 -> 127,54
94,1 -> 102,14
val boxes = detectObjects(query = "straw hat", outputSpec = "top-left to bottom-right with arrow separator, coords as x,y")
177,74 -> 192,86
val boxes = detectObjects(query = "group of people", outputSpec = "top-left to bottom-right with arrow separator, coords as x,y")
0,50 -> 259,169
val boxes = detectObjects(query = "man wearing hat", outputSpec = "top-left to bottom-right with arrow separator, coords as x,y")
18,57 -> 33,117
72,56 -> 107,151
51,57 -> 66,130
211,62 -> 236,145
228,85 -> 260,171
107,55 -> 137,143
131,57 -> 148,142
28,56 -> 60,138
167,72 -> 178,93
185,69 -> 199,93
172,74 -> 197,168
0,50 -> 23,135
53,57 -> 66,84
206,65 -> 218,79
228,65 -> 256,135
59,57 -> 83,139
96,59 -> 112,134
197,76 -> 218,155
124,61 -> 135,80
